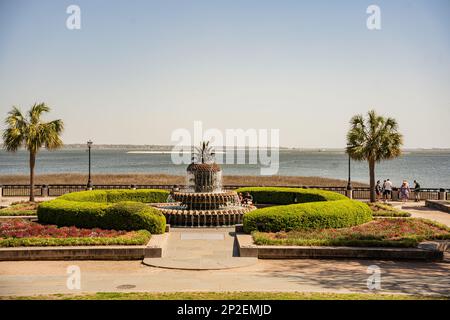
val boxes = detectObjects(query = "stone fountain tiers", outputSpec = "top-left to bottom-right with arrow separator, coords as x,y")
154,158 -> 256,226
154,203 -> 255,227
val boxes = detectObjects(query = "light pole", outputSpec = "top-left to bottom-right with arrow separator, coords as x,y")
346,144 -> 352,191
87,140 -> 93,189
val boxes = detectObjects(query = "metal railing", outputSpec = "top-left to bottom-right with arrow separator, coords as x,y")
0,184 -> 448,201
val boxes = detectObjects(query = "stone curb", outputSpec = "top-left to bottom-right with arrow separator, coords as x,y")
425,200 -> 450,214
236,234 -> 445,261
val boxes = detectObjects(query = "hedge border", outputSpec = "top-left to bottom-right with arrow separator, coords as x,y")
37,189 -> 169,234
239,187 -> 372,233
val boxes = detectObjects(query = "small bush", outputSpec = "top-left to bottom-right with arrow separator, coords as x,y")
243,199 -> 372,232
235,187 -> 347,205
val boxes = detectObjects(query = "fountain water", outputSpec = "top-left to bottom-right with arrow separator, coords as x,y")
154,142 -> 256,226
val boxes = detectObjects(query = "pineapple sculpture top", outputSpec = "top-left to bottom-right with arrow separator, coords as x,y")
186,141 -> 222,193
193,141 -> 215,164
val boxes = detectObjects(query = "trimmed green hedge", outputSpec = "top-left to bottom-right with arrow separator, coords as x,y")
37,189 -> 168,234
239,187 -> 372,232
235,187 -> 347,205
59,189 -> 169,203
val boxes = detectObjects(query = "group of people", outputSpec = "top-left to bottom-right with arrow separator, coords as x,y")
238,192 -> 253,205
375,179 -> 421,202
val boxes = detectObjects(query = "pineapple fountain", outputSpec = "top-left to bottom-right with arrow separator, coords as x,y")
154,142 -> 256,227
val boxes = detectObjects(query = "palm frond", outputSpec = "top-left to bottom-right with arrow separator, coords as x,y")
29,103 -> 50,124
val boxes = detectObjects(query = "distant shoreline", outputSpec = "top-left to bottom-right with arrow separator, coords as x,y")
1,144 -> 449,152
0,173 -> 368,187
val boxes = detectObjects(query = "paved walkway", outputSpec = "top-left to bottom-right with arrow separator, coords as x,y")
390,201 -> 450,227
0,196 -> 56,207
143,227 -> 257,270
1,199 -> 450,297
1,257 -> 449,297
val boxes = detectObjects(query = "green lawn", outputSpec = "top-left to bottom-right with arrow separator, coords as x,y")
368,202 -> 411,217
0,203 -> 37,216
1,291 -> 447,300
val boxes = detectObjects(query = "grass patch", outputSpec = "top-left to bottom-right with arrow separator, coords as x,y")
0,202 -> 38,216
252,218 -> 450,247
368,202 -> 411,217
1,291 -> 447,300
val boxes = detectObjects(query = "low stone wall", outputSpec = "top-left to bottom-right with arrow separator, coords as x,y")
425,200 -> 450,214
236,233 -> 446,261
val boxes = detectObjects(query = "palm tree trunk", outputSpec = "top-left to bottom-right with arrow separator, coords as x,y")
369,159 -> 376,202
29,151 -> 36,202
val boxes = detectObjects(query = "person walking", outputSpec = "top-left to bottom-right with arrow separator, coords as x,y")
399,181 -> 410,203
383,179 -> 393,202
413,180 -> 421,202
375,180 -> 382,202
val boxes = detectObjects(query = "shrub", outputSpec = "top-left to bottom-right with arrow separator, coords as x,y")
235,187 -> 347,205
38,199 -> 166,234
243,199 -> 372,233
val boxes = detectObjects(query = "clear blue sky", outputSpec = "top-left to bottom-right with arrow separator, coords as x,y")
0,0 -> 449,147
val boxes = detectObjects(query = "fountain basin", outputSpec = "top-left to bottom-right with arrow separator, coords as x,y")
170,190 -> 240,210
152,202 -> 256,227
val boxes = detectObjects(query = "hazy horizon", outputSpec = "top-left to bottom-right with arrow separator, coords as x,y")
1,0 -> 449,148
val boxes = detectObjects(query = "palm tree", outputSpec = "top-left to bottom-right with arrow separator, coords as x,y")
2,103 -> 64,202
346,110 -> 403,202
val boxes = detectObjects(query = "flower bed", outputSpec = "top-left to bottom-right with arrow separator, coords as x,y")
252,218 -> 450,247
0,219 -> 150,247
